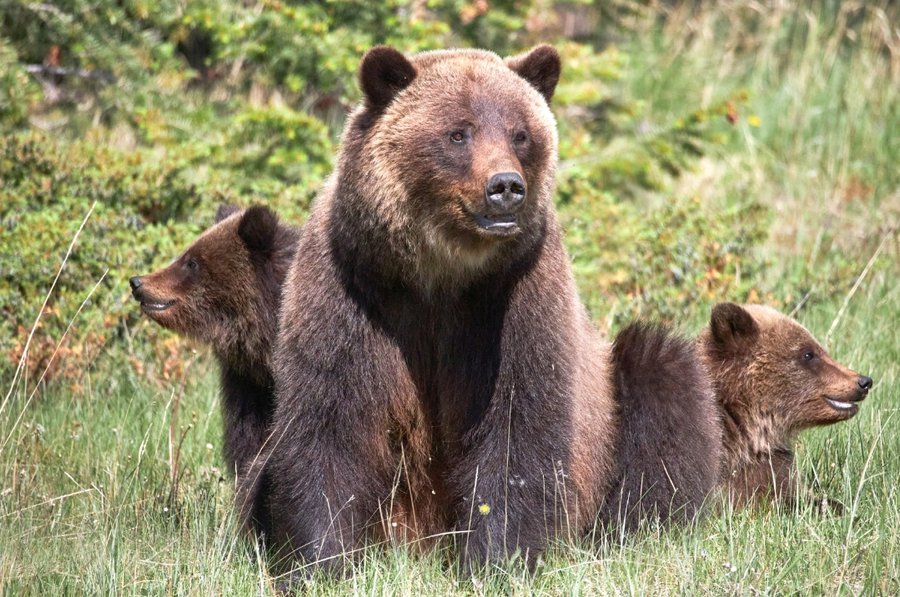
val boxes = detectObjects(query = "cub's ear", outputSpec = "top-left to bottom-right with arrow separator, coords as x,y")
360,46 -> 416,110
710,303 -> 759,352
215,203 -> 241,224
505,44 -> 561,104
238,205 -> 278,254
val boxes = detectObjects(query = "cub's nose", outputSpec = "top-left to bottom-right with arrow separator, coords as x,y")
485,172 -> 526,214
857,376 -> 873,391
129,277 -> 145,300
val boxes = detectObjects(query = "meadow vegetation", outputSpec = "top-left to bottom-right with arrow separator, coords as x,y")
1,1 -> 897,593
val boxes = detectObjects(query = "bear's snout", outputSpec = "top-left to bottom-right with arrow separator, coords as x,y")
858,375 -> 873,392
484,171 -> 526,214
129,274 -> 176,314
130,276 -> 144,299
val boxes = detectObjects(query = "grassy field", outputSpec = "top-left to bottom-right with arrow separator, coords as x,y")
2,3 -> 898,595
1,277 -> 897,595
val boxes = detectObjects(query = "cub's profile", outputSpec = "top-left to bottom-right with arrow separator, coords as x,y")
131,205 -> 299,496
699,303 -> 873,508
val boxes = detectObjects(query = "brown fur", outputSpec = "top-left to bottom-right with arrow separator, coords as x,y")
599,322 -> 722,532
131,205 -> 300,529
698,303 -> 872,508
241,45 -> 618,575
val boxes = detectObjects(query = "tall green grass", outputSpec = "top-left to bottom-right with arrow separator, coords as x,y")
1,271 -> 895,594
2,2 -> 897,594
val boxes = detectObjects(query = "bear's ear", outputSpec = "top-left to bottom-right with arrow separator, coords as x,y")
505,44 -> 561,104
360,46 -> 416,111
238,205 -> 278,255
215,203 -> 241,224
710,303 -> 759,352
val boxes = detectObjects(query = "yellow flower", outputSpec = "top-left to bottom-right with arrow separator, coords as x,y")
478,503 -> 491,515
747,115 -> 762,127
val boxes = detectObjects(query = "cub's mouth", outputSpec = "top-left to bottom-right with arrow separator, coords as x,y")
140,299 -> 176,313
472,213 -> 520,237
131,279 -> 176,314
823,394 -> 864,416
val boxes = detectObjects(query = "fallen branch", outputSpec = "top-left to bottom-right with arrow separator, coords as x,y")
25,64 -> 116,83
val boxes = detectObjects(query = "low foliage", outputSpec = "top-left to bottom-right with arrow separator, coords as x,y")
0,0 -> 750,385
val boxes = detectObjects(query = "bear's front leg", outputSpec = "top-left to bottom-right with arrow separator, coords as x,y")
264,287 -> 420,575
448,273 -> 576,573
452,382 -> 572,573
728,450 -> 799,507
266,417 -> 397,573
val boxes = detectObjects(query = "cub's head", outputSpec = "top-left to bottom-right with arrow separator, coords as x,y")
703,303 -> 873,434
342,44 -> 561,271
130,205 -> 286,352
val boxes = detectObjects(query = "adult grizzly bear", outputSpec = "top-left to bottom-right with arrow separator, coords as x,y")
130,205 -> 299,531
249,45 -> 617,573
699,303 -> 873,508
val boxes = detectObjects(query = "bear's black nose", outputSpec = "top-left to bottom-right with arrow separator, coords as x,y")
858,376 -> 873,391
129,277 -> 143,291
485,172 -> 526,214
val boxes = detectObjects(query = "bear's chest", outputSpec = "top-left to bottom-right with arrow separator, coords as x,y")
376,287 -> 511,436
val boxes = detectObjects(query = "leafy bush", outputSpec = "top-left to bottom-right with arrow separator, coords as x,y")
0,133 -> 211,383
560,173 -> 770,331
0,38 -> 40,127
0,0 -> 765,386
554,41 -> 765,330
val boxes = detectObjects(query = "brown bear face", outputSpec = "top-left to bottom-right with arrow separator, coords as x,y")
705,303 -> 873,436
130,205 -> 279,351
349,45 -> 561,272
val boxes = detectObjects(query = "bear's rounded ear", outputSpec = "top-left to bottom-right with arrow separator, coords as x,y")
215,203 -> 241,224
505,44 -> 561,104
238,205 -> 278,255
710,303 -> 759,351
360,46 -> 416,111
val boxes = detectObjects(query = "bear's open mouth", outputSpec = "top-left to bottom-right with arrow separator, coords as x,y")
823,396 -> 860,414
141,299 -> 176,313
472,213 -> 520,236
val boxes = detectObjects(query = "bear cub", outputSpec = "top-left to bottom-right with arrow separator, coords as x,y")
601,303 -> 872,531
130,205 -> 300,487
699,303 -> 873,509
600,322 -> 722,533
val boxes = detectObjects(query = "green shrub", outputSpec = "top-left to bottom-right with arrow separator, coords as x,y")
560,172 -> 770,331
0,134 -> 206,382
0,38 -> 39,128
0,0 -> 759,385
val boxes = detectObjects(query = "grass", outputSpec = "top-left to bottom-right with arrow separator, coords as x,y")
1,272 -> 896,594
2,2 -> 898,594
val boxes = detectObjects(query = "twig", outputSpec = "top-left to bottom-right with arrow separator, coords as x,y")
168,353 -> 198,506
25,64 -> 116,83
825,228 -> 894,344
1,202 -> 96,419
836,410 -> 893,588
0,488 -> 96,519
0,268 -> 109,455
788,289 -> 813,318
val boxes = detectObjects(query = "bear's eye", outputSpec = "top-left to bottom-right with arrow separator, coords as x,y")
186,258 -> 200,273
802,350 -> 815,362
513,130 -> 529,145
449,130 -> 466,144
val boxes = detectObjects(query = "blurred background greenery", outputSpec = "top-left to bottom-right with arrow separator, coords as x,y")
0,0 -> 896,389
